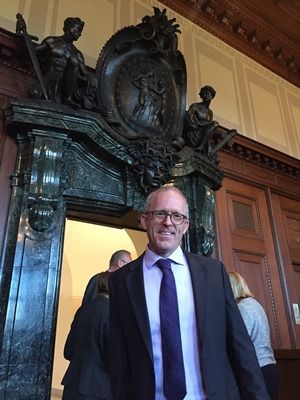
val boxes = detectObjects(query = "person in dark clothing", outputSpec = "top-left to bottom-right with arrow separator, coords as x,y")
81,250 -> 132,306
62,271 -> 112,400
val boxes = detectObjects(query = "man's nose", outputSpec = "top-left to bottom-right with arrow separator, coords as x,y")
163,214 -> 173,225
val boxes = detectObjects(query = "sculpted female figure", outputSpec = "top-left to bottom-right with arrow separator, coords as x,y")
184,85 -> 219,157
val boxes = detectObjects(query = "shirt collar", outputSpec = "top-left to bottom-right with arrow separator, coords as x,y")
144,245 -> 185,269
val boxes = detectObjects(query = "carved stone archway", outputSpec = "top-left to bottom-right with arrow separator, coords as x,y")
0,99 -> 223,398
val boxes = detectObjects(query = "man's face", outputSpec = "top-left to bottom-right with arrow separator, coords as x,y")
70,23 -> 83,40
140,190 -> 189,257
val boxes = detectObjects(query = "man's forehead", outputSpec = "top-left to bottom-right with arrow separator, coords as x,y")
151,192 -> 186,206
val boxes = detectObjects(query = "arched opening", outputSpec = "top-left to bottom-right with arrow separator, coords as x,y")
51,218 -> 148,398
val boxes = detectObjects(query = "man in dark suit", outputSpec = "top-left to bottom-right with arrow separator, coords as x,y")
109,186 -> 270,400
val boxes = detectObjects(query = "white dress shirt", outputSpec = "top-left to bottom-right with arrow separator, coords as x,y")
143,246 -> 207,400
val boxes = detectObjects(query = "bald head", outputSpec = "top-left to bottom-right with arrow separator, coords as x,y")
109,250 -> 132,272
145,186 -> 189,217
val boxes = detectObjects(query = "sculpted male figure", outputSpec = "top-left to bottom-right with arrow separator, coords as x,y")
34,17 -> 97,109
109,186 -> 270,400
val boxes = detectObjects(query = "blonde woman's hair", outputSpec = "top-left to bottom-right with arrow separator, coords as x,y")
228,271 -> 254,300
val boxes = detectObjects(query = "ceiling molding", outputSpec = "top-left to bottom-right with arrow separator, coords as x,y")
159,0 -> 300,88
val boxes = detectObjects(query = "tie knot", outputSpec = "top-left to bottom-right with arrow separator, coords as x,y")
156,258 -> 172,271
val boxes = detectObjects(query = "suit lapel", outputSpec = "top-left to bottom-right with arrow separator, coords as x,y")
125,255 -> 154,363
185,252 -> 207,348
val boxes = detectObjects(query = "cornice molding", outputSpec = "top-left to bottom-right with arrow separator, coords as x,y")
0,29 -> 34,99
224,134 -> 300,180
159,0 -> 300,88
0,28 -> 33,76
220,133 -> 300,199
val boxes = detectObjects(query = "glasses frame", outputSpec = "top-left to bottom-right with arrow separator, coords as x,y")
145,210 -> 188,225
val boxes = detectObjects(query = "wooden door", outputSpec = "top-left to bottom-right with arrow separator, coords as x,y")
0,96 -> 17,255
271,194 -> 300,347
216,177 -> 293,348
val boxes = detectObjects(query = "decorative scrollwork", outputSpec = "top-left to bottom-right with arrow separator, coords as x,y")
96,6 -> 186,142
138,7 -> 181,54
28,197 -> 55,232
26,133 -> 65,232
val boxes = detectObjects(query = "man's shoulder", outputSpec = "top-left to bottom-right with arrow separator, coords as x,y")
185,251 -> 221,267
86,272 -> 101,284
43,35 -> 61,43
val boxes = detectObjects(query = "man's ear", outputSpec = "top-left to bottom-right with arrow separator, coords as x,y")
140,214 -> 147,231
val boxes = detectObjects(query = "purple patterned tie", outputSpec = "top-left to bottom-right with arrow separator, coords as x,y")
157,258 -> 187,400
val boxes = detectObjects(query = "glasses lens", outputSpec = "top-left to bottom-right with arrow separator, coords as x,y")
153,211 -> 166,220
150,211 -> 185,225
171,213 -> 184,224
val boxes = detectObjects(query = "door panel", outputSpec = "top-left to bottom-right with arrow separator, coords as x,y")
233,251 -> 280,347
229,193 -> 262,239
216,178 -> 292,348
271,194 -> 300,347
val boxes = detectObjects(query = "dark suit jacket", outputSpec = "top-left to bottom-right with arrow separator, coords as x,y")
62,294 -> 112,400
82,273 -> 101,306
109,252 -> 270,400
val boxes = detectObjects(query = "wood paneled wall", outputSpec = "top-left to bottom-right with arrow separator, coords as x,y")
0,28 -> 33,254
216,138 -> 300,399
275,349 -> 300,400
217,137 -> 300,348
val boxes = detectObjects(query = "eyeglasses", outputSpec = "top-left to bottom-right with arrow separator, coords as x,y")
145,210 -> 188,225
